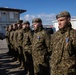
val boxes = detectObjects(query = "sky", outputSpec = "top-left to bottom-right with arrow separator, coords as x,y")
0,0 -> 76,25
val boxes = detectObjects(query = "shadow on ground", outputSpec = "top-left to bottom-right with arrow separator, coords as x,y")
0,52 -> 26,75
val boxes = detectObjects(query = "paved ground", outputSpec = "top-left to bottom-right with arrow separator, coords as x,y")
0,39 -> 26,75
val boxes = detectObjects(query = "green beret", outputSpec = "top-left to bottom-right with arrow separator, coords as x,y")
56,11 -> 71,19
32,18 -> 42,23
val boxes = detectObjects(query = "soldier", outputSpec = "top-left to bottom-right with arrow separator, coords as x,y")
22,21 -> 34,75
9,24 -> 14,56
32,18 -> 50,75
12,23 -> 19,61
10,24 -> 17,59
16,20 -> 24,68
50,11 -> 76,75
5,26 -> 10,54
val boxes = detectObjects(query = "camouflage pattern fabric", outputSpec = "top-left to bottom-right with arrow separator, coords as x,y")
17,29 -> 23,47
9,30 -> 14,45
50,23 -> 76,75
5,30 -> 10,45
22,29 -> 34,75
23,29 -> 33,52
32,26 -> 50,75
13,29 -> 18,49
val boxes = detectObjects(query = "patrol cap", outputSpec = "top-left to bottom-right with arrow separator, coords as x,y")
32,18 -> 42,23
56,11 -> 71,19
17,20 -> 23,24
23,21 -> 30,25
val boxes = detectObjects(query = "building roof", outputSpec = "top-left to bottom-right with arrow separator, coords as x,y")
0,7 -> 26,13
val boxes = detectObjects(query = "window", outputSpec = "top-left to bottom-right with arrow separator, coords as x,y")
14,12 -> 19,19
9,12 -> 14,19
0,11 -> 1,18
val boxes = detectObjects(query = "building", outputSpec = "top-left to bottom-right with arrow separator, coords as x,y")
53,19 -> 76,31
0,7 -> 26,35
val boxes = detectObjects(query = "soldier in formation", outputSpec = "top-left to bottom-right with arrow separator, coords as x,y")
50,11 -> 76,75
22,21 -> 34,75
5,26 -> 10,54
6,14 -> 76,75
32,18 -> 50,75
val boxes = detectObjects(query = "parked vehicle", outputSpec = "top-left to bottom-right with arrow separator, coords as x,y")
44,27 -> 55,34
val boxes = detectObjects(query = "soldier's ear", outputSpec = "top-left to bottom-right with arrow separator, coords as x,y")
67,17 -> 70,22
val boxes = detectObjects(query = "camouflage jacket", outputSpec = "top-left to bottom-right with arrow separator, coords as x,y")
50,25 -> 76,69
13,29 -> 18,47
23,29 -> 33,51
17,29 -> 24,47
32,26 -> 50,56
9,30 -> 14,45
5,30 -> 10,44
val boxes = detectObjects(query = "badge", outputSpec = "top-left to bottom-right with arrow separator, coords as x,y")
66,37 -> 69,43
37,36 -> 40,40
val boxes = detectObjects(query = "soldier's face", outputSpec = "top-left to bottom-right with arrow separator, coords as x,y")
9,26 -> 12,30
57,17 -> 70,29
26,24 -> 30,28
17,24 -> 20,27
17,24 -> 22,28
32,23 -> 40,30
13,25 -> 15,29
22,24 -> 27,29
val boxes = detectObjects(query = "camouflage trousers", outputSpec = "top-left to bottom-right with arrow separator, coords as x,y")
23,50 -> 34,75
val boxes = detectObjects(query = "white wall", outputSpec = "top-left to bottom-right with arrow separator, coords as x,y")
53,19 -> 76,31
71,20 -> 76,30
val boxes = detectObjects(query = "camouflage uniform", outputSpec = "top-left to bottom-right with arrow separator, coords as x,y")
16,20 -> 24,66
17,26 -> 24,67
13,28 -> 18,50
32,18 -> 50,75
9,29 -> 14,48
13,24 -> 19,60
5,26 -> 9,43
23,28 -> 34,75
9,25 -> 15,56
5,26 -> 10,51
17,28 -> 23,51
50,11 -> 76,75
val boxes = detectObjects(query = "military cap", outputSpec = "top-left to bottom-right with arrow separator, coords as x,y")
56,11 -> 71,19
23,21 -> 30,25
32,18 -> 42,23
17,20 -> 23,24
